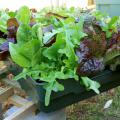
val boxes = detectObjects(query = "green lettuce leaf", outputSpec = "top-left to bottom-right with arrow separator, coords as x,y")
16,6 -> 31,24
0,11 -> 10,33
9,42 -> 31,67
17,24 -> 32,44
81,77 -> 100,94
32,23 -> 43,46
43,33 -> 65,61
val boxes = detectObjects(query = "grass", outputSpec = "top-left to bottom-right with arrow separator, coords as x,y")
66,87 -> 120,120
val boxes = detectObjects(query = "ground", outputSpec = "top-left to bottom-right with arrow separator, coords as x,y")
66,87 -> 120,120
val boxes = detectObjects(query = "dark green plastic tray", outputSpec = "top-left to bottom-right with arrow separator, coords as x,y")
17,69 -> 120,113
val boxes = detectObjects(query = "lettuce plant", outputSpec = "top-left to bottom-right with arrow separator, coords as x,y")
8,6 -> 102,106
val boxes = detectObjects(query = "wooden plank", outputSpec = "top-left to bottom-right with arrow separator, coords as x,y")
87,5 -> 96,9
88,0 -> 95,6
2,78 -> 21,89
0,61 -> 7,74
0,103 -> 3,120
0,65 -> 7,75
4,102 -> 37,120
8,95 -> 28,107
0,87 -> 14,103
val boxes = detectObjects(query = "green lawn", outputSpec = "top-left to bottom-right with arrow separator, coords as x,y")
66,87 -> 120,120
